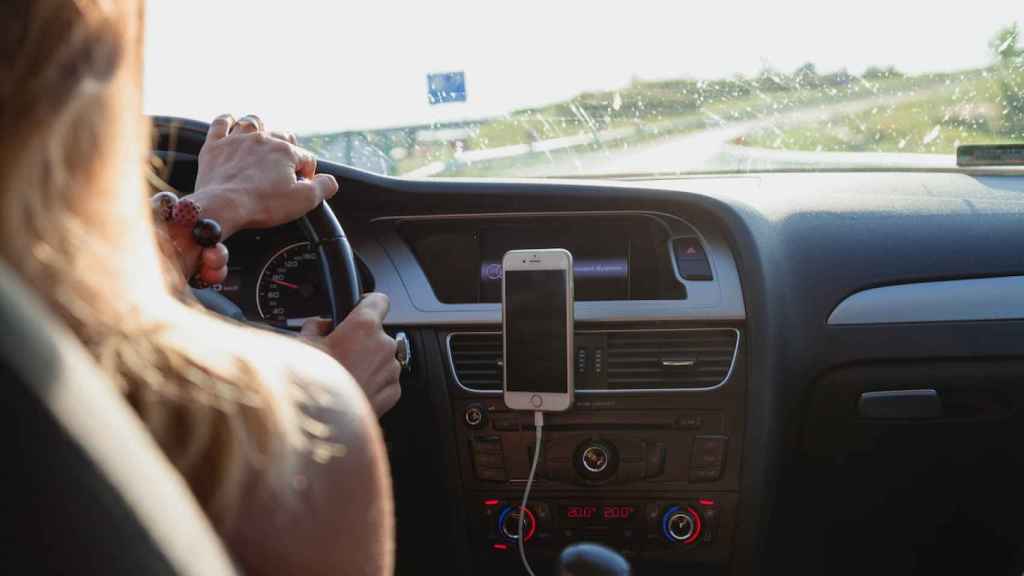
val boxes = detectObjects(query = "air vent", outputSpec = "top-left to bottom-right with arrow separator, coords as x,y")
448,333 -> 503,391
448,328 -> 740,393
604,329 -> 738,390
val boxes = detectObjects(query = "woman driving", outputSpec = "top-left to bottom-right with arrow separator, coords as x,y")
1,0 -> 397,574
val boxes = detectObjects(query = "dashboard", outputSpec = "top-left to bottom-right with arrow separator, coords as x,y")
216,227 -> 325,326
158,117 -> 1024,576
211,226 -> 372,328
218,210 -> 747,572
217,210 -> 736,329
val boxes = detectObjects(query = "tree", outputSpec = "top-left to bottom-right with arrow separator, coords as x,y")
863,65 -> 903,80
825,68 -> 853,87
989,22 -> 1021,63
756,67 -> 788,92
988,23 -> 1024,136
792,62 -> 821,88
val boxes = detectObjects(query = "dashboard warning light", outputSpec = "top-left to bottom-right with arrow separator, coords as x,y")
698,499 -> 716,507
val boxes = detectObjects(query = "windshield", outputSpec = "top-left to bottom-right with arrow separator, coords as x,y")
144,1 -> 1023,177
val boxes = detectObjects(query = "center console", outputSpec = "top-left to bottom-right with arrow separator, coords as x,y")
363,210 -> 748,574
445,325 -> 746,574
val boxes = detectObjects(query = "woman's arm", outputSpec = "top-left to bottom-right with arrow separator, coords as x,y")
154,113 -> 338,284
173,115 -> 401,418
153,220 -> 229,285
223,335 -> 394,576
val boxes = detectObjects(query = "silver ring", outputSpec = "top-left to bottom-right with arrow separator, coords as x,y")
232,114 -> 263,133
395,331 -> 412,370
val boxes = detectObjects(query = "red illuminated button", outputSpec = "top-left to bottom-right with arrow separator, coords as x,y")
674,237 -> 706,260
672,238 -> 713,281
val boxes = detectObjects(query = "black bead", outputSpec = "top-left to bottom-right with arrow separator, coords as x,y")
192,218 -> 222,247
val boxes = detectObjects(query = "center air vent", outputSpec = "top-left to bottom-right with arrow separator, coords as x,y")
448,328 -> 739,393
604,329 -> 738,390
448,333 -> 503,391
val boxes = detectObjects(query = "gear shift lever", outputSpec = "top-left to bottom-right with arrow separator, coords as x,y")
556,543 -> 631,576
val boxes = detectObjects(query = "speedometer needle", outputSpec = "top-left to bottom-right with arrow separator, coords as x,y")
272,279 -> 300,290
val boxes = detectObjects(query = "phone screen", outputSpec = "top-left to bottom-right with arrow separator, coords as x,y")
504,269 -> 569,394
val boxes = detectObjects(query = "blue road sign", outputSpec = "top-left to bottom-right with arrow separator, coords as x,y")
427,71 -> 466,105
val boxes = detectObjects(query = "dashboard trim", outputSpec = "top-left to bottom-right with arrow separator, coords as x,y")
371,210 -> 684,231
827,275 -> 1024,325
446,327 -> 741,394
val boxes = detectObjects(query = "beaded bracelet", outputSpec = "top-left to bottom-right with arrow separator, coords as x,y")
151,191 -> 225,288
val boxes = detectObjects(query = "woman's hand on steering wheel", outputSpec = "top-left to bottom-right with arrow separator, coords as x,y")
300,293 -> 403,417
191,113 -> 339,240
185,114 -> 397,415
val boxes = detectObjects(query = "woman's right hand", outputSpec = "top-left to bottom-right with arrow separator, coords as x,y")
300,293 -> 402,416
191,114 -> 339,239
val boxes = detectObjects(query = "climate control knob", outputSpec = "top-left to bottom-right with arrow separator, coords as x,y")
498,506 -> 537,542
662,505 -> 702,544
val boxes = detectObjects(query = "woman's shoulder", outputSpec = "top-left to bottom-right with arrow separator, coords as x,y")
180,313 -> 393,574
170,310 -> 368,410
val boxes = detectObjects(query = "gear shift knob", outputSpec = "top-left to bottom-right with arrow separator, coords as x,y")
557,542 -> 631,576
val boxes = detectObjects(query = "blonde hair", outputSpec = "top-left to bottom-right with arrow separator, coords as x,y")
0,0 -> 301,529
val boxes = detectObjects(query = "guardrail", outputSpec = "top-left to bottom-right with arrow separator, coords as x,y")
404,117 -> 709,177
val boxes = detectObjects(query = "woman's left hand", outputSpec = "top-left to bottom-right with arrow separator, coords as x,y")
191,114 -> 339,239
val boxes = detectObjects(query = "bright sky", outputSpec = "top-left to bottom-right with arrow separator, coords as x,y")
143,0 -> 1021,134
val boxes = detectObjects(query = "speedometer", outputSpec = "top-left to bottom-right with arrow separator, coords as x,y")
255,241 -> 329,328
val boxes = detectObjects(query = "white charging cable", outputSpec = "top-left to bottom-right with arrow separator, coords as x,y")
518,411 -> 544,576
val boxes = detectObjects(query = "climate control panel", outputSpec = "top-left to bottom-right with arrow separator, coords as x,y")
473,495 -> 731,564
453,399 -> 744,570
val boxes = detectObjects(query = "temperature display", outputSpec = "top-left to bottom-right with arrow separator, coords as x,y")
563,505 -> 637,524
603,506 -> 636,520
566,506 -> 597,520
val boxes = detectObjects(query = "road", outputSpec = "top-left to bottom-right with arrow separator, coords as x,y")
493,91 -> 950,177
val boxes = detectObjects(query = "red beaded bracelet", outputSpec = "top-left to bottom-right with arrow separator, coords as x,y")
151,191 -> 226,288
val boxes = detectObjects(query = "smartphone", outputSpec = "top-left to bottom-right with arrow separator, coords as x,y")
502,249 -> 574,412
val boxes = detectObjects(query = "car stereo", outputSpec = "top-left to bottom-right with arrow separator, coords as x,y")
398,214 -> 685,303
479,228 -> 628,301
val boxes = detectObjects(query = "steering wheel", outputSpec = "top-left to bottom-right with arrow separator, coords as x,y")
151,116 -> 361,327
295,201 -> 362,326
